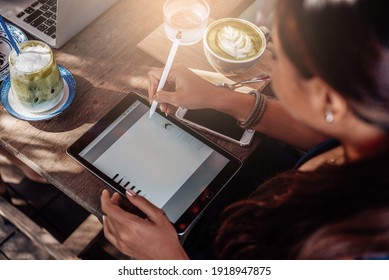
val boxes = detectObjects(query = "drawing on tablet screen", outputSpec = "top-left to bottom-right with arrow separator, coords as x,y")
77,99 -> 231,223
90,109 -> 213,207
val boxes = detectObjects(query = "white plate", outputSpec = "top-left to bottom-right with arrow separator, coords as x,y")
0,22 -> 28,82
0,65 -> 77,121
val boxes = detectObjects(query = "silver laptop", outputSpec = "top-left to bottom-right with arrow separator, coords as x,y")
0,0 -> 119,48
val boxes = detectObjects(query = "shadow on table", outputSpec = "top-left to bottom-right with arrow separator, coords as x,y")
28,74 -> 131,133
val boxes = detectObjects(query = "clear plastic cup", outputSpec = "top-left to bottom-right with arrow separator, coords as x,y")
9,40 -> 64,113
163,0 -> 210,45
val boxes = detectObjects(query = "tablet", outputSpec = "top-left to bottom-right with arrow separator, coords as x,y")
67,92 -> 241,237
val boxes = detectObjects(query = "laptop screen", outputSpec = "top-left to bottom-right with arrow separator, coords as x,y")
0,0 -> 118,48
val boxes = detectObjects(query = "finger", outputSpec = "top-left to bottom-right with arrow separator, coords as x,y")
101,190 -> 139,224
149,66 -> 179,85
111,192 -> 121,205
162,104 -> 173,116
160,63 -> 188,83
101,190 -> 124,218
159,102 -> 174,116
101,189 -> 110,203
160,103 -> 168,113
148,68 -> 163,93
148,74 -> 160,102
148,67 -> 165,95
148,67 -> 163,80
165,106 -> 174,116
126,190 -> 168,224
153,89 -> 179,106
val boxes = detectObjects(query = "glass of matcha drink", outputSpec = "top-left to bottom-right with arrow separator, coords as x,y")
9,40 -> 64,113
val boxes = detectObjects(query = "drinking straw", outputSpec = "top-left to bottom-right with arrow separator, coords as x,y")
0,15 -> 20,55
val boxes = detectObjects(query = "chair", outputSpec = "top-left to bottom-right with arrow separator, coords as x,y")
0,184 -> 102,260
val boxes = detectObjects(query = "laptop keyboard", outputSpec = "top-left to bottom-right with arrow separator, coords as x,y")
16,0 -> 57,39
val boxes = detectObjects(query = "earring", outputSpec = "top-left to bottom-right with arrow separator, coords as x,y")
325,109 -> 334,124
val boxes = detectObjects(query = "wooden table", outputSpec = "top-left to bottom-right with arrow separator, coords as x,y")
0,0 -> 273,218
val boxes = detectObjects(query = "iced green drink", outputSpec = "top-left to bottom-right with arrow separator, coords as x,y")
9,40 -> 64,112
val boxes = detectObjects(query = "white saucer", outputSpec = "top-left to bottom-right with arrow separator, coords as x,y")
0,65 -> 76,121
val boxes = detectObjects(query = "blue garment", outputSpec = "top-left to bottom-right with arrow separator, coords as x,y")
360,255 -> 389,260
294,138 -> 340,169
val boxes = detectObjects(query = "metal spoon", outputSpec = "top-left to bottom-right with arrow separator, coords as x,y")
215,73 -> 271,90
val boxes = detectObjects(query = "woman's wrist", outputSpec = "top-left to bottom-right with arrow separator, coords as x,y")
237,90 -> 267,129
209,86 -> 256,122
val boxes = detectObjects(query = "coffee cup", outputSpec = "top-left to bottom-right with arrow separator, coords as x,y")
9,40 -> 64,113
203,18 -> 267,76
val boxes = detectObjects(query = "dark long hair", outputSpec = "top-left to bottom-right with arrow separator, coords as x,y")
277,0 -> 389,130
215,0 -> 389,259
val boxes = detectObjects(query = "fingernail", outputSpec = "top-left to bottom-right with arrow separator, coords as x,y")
126,189 -> 137,197
102,215 -> 106,222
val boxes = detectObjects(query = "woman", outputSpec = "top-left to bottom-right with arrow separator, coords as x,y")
101,0 -> 389,259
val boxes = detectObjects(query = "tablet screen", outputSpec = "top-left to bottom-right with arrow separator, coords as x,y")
73,96 -> 239,226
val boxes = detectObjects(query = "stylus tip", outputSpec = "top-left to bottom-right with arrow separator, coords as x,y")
149,101 -> 158,118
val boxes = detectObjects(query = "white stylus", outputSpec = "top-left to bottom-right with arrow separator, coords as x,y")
149,30 -> 182,118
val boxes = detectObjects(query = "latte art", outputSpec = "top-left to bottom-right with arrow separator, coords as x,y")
204,18 -> 266,75
217,25 -> 256,59
206,19 -> 263,61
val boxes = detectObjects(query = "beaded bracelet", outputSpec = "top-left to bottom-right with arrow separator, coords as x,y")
238,90 -> 267,129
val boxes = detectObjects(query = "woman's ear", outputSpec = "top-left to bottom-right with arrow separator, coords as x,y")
324,89 -> 348,125
303,77 -> 348,125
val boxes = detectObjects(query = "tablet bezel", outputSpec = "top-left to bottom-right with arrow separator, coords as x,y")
67,92 -> 242,236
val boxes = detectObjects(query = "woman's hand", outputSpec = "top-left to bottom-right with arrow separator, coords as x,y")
101,189 -> 189,260
148,64 -> 221,115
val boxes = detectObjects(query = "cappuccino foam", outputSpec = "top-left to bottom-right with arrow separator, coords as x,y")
13,45 -> 51,73
207,20 -> 262,61
217,25 -> 255,59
